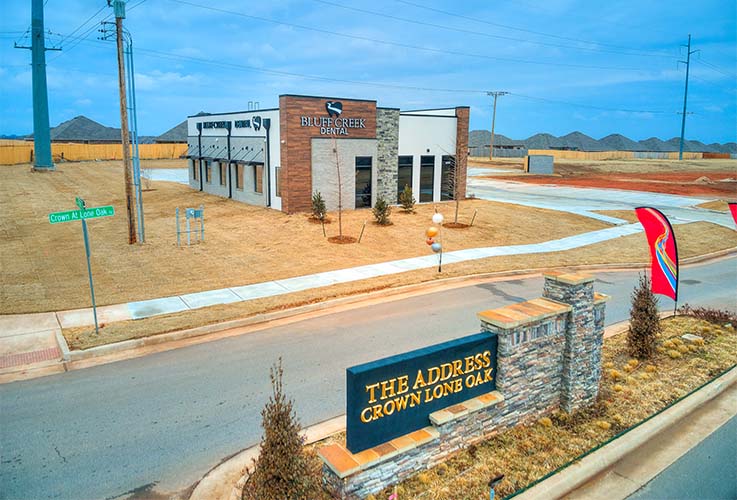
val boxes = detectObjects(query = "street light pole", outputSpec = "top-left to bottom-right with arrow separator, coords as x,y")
487,91 -> 508,161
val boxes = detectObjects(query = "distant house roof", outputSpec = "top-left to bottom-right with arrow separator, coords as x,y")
155,120 -> 187,143
156,112 -> 209,143
48,115 -> 122,143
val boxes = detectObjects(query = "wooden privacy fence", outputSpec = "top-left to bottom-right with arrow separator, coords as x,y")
0,142 -> 188,165
525,149 -> 704,160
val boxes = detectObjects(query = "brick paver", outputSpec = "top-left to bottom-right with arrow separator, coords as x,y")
0,347 -> 61,369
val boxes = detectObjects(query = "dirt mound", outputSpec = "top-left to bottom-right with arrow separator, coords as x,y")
694,176 -> 714,184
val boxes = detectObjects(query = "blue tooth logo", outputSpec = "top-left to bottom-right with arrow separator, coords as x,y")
326,101 -> 343,117
252,116 -> 262,131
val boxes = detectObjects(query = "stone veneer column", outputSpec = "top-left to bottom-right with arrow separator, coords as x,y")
375,108 -> 399,203
542,272 -> 604,412
454,106 -> 469,200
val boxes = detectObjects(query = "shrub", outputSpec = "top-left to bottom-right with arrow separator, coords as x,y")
538,417 -> 552,428
311,191 -> 327,221
372,196 -> 392,225
678,304 -> 737,326
627,273 -> 661,359
242,359 -> 318,500
398,184 -> 416,213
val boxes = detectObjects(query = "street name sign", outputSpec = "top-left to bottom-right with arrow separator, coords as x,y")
48,206 -> 115,224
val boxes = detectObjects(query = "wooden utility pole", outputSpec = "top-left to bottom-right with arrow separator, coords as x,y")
487,91 -> 508,161
112,0 -> 136,244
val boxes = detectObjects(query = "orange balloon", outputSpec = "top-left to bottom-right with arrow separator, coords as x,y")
426,226 -> 439,238
426,237 -> 434,246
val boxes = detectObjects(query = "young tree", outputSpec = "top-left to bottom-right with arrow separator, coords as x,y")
627,273 -> 661,359
311,190 -> 327,222
372,196 -> 392,225
439,153 -> 462,224
398,184 -> 416,213
242,359 -> 318,500
333,138 -> 343,238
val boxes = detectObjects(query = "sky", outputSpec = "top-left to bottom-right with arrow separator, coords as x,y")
1,0 -> 735,143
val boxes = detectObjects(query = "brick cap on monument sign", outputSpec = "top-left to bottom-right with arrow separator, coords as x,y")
477,297 -> 571,329
543,270 -> 595,286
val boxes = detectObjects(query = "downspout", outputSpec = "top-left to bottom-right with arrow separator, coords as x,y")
226,122 -> 232,199
197,122 -> 203,192
263,118 -> 271,207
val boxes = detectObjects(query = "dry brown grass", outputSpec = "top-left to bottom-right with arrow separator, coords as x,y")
696,200 -> 731,211
1,161 -> 612,315
61,221 -> 737,350
593,210 -> 641,223
356,317 -> 736,499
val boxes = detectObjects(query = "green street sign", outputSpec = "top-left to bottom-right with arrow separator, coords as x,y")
48,206 -> 115,224
75,197 -> 85,209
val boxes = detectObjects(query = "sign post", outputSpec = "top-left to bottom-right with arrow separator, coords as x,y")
49,198 -> 115,334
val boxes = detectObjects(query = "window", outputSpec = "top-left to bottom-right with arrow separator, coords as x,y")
219,162 -> 227,186
236,164 -> 244,190
355,156 -> 372,208
420,155 -> 435,202
441,155 -> 456,201
254,164 -> 264,194
397,155 -> 413,203
205,160 -> 212,183
193,159 -> 199,180
275,167 -> 281,197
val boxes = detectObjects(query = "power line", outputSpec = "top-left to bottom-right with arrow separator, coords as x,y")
395,0 -> 680,56
311,0 -> 676,58
694,59 -> 737,80
57,3 -> 108,47
166,0 -> 662,72
508,92 -> 674,114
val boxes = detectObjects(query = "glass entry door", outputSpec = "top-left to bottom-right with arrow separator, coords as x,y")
420,155 -> 435,202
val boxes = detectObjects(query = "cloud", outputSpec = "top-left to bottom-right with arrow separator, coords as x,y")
134,70 -> 203,91
75,98 -> 92,106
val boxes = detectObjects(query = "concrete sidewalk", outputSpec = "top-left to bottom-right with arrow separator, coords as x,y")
48,223 -> 647,331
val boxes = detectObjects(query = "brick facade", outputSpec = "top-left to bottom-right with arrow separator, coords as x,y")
279,96 -> 377,214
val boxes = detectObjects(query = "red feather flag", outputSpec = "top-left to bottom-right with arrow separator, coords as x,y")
635,207 -> 679,301
729,202 -> 737,228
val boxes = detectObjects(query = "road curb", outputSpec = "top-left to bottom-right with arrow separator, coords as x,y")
188,415 -> 345,500
185,357 -> 736,500
511,366 -> 737,500
63,247 -> 737,364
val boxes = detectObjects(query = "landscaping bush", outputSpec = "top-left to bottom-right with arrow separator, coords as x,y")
242,359 -> 319,500
311,191 -> 327,221
627,273 -> 661,359
372,196 -> 392,225
678,304 -> 737,326
398,184 -> 416,213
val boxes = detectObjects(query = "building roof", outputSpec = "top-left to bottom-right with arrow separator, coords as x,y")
48,115 -> 122,142
155,120 -> 188,143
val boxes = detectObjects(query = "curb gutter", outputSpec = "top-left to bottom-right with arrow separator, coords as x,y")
512,366 -> 737,500
63,247 -> 737,365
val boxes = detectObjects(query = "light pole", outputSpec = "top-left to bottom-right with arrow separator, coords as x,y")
487,91 -> 508,161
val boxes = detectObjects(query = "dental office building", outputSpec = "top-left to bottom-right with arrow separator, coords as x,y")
186,94 -> 469,213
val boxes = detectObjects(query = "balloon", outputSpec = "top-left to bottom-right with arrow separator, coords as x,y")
432,213 -> 444,225
426,237 -> 434,245
426,226 -> 438,238
431,242 -> 442,253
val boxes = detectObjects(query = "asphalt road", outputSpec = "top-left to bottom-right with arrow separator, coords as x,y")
627,415 -> 737,500
1,257 -> 735,500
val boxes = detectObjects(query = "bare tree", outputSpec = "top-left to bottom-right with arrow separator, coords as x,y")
439,152 -> 462,224
332,137 -> 343,237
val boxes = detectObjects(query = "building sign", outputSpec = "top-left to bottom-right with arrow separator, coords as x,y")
234,116 -> 265,131
299,100 -> 367,136
346,332 -> 498,453
202,121 -> 230,129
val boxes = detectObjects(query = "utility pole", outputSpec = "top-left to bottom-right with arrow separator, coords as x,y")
15,0 -> 60,170
110,0 -> 136,244
678,34 -> 698,161
487,91 -> 508,161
